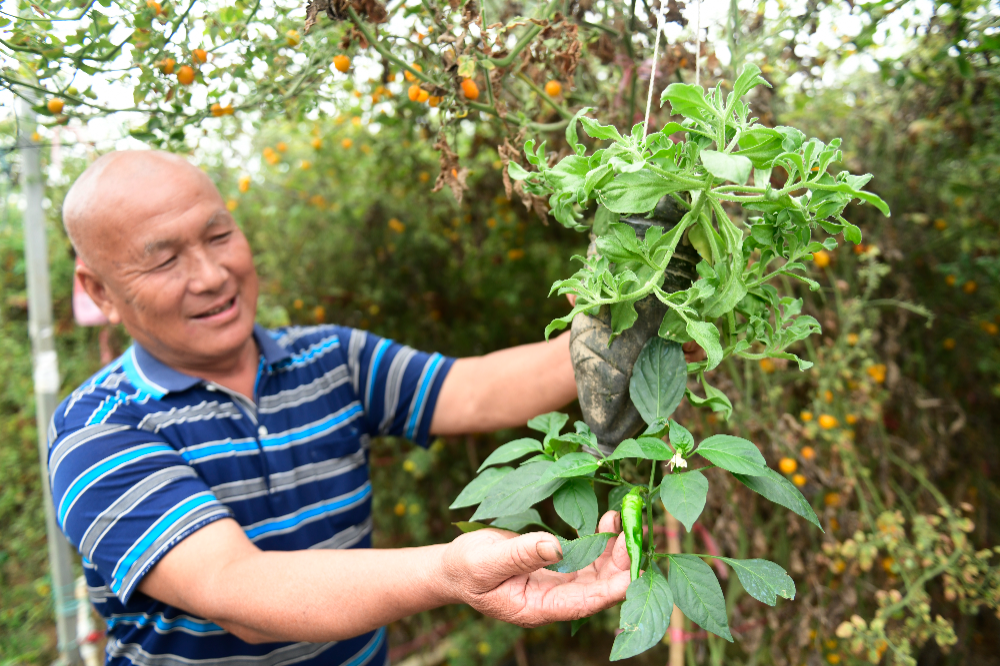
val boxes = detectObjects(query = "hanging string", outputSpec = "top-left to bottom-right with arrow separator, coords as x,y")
642,8 -> 665,139
694,0 -> 702,87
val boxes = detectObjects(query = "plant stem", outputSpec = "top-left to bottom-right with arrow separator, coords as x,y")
517,72 -> 573,119
483,0 -> 559,67
886,450 -> 950,508
877,551 -> 961,619
347,7 -> 441,87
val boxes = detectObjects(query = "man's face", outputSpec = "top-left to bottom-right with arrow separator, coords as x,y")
77,159 -> 259,371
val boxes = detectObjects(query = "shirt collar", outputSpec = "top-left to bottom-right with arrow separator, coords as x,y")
127,324 -> 292,398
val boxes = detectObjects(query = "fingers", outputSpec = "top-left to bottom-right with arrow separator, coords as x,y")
588,532 -> 632,582
682,340 -> 707,363
580,568 -> 631,615
566,294 -> 577,307
490,532 -> 563,577
611,533 -> 630,572
533,567 -> 632,625
597,510 -> 622,534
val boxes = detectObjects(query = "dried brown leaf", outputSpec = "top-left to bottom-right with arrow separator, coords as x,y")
432,137 -> 470,204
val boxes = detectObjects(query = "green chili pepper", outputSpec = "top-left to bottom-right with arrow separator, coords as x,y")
621,487 -> 644,581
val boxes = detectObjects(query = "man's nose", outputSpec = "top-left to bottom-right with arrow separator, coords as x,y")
188,250 -> 229,293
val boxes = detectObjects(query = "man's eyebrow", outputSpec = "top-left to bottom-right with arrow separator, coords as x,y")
143,212 -> 233,255
205,211 -> 232,229
144,237 -> 180,256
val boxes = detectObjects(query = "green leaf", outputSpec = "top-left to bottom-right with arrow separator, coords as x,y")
642,418 -> 671,439
527,412 -> 569,438
580,116 -> 623,142
842,221 -> 862,244
735,131 -> 784,169
545,532 -> 615,573
547,155 -> 591,192
506,161 -> 532,181
659,470 -> 708,531
593,204 -> 616,235
658,308 -> 693,343
629,337 -> 688,425
553,478 -> 599,535
668,420 -> 695,455
806,180 -> 891,217
453,521 -> 491,533
660,83 -> 717,122
570,617 -> 590,636
471,462 -> 567,521
610,565 -> 673,660
718,558 -> 795,605
478,438 -> 544,471
685,383 -> 733,420
732,63 -> 772,99
610,299 -> 640,338
733,466 -> 822,529
685,321 -> 723,370
607,437 -> 674,461
700,150 -> 753,185
775,126 -> 806,152
490,509 -> 550,532
543,452 -> 601,480
450,466 -> 514,509
696,435 -> 767,475
667,554 -> 733,641
566,106 -> 594,156
608,484 -> 631,512
599,170 -> 686,214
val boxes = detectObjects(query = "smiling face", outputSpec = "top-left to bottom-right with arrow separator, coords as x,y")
65,151 -> 259,374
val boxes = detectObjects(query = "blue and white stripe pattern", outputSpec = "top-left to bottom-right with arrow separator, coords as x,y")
50,324 -> 452,666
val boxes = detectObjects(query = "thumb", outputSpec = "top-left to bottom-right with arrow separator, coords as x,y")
490,532 -> 563,576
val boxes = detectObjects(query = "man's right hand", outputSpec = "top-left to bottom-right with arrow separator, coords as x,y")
440,511 -> 631,627
136,510 -> 630,644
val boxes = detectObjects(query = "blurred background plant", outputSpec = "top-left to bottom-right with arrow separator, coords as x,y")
1,0 -> 998,663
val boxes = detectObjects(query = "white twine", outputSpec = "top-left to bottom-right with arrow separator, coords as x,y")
642,8 -> 666,139
694,0 -> 702,87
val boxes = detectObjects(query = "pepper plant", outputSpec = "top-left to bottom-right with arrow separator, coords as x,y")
451,65 -> 891,660
509,63 -> 890,406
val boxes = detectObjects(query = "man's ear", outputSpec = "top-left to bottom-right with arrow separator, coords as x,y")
76,264 -> 122,325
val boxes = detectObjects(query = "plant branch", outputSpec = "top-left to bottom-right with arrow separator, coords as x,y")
0,0 -> 97,22
516,72 -> 573,119
347,7 -> 441,87
877,550 -> 961,619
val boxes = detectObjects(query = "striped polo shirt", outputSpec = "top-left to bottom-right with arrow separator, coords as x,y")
49,324 -> 454,666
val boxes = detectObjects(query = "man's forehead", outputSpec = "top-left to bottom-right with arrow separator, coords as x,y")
65,151 -> 224,260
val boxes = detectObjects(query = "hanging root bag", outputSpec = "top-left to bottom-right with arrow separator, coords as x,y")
569,197 -> 699,453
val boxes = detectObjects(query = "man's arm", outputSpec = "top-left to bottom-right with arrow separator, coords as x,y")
138,511 -> 630,643
429,331 -> 706,435
430,332 -> 576,435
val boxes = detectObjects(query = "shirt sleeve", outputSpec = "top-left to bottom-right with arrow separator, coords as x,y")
339,326 -> 455,447
48,420 -> 234,605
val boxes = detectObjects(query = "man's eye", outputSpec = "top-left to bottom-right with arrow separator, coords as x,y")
155,256 -> 177,270
211,232 -> 232,243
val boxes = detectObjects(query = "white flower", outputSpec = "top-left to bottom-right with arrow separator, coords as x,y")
668,451 -> 688,472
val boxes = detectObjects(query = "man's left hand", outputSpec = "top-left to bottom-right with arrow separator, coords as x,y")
440,511 -> 631,627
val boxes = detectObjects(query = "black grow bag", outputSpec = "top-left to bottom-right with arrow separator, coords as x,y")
569,197 -> 699,453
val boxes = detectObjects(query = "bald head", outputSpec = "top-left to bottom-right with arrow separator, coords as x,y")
65,149 -> 259,374
63,150 -> 219,271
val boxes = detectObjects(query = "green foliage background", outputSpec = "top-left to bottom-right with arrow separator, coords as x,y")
2,11 -> 1000,665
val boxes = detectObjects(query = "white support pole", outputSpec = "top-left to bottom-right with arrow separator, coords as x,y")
18,98 -> 83,666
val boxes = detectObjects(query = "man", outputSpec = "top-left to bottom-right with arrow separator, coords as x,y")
50,150 -> 634,666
